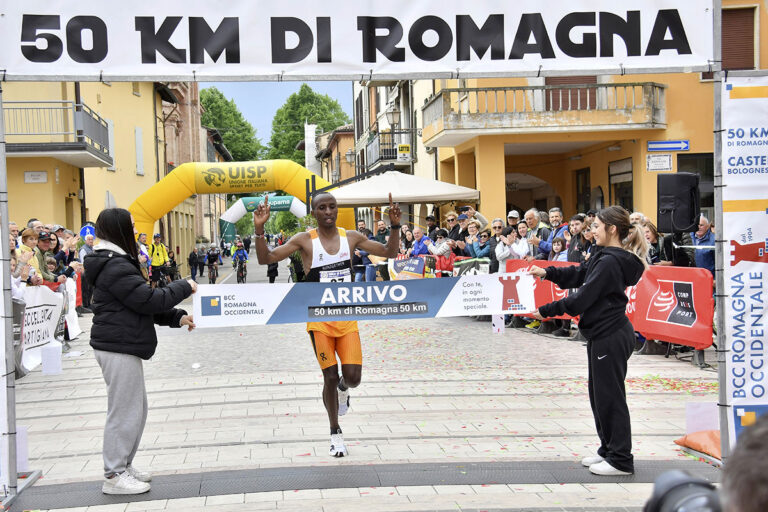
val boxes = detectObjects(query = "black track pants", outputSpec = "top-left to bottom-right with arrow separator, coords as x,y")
587,321 -> 635,473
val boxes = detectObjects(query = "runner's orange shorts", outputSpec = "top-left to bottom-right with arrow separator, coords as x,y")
308,329 -> 362,370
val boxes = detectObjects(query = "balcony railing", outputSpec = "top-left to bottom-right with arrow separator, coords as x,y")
366,129 -> 414,168
3,100 -> 111,159
422,83 -> 666,142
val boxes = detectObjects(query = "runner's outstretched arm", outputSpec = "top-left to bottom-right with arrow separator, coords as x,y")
252,196 -> 304,264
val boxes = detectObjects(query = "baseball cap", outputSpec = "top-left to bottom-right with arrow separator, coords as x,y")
586,209 -> 598,216
425,215 -> 435,221
153,233 -> 161,238
457,214 -> 468,220
507,210 -> 519,218
51,224 -> 65,232
38,230 -> 52,241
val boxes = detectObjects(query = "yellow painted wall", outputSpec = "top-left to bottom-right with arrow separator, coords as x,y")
7,158 -> 81,229
4,81 -> 165,234
79,82 -> 162,230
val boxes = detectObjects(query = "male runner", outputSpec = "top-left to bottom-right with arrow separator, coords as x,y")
253,192 -> 401,457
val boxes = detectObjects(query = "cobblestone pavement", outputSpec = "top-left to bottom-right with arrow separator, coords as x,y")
13,258 -> 720,511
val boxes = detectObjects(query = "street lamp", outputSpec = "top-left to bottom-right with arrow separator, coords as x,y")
345,148 -> 355,165
385,104 -> 401,128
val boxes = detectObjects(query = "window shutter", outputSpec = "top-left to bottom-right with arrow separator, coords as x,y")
544,76 -> 597,111
722,8 -> 755,70
135,127 -> 144,175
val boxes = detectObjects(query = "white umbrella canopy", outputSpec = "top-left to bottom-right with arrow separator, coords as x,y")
329,171 -> 479,206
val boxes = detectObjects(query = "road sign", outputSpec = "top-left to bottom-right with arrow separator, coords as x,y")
79,223 -> 95,239
648,140 -> 689,151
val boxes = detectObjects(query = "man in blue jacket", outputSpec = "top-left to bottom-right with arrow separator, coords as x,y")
537,207 -> 569,259
409,227 -> 431,257
692,216 -> 715,277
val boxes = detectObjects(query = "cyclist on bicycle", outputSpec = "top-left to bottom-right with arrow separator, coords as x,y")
233,242 -> 248,265
233,242 -> 248,282
149,233 -> 171,289
205,244 -> 223,283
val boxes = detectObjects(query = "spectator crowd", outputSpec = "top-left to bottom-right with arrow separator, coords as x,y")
9,219 -> 188,314
9,203 -> 715,354
351,203 -> 715,355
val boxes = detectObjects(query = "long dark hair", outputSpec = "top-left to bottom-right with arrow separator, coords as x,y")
597,206 -> 648,268
95,208 -> 139,261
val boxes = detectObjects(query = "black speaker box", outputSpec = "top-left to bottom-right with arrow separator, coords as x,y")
657,172 -> 700,233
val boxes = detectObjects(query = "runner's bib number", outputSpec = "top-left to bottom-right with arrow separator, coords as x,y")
320,269 -> 352,282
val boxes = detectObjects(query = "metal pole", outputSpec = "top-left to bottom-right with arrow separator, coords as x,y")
0,83 -> 19,499
712,0 -> 730,462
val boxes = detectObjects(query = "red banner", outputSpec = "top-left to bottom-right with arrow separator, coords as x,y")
506,260 -> 576,320
506,260 -> 714,349
76,273 -> 83,307
628,265 -> 714,350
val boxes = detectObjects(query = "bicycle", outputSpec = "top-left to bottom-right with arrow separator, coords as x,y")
236,259 -> 247,284
208,264 -> 219,284
152,267 -> 168,288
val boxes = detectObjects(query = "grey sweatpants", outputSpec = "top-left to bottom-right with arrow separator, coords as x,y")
94,350 -> 148,477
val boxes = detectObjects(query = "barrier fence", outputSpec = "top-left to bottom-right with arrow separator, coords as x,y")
506,260 -> 715,350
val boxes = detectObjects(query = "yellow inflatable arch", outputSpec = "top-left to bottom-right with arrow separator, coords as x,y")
129,160 -> 355,239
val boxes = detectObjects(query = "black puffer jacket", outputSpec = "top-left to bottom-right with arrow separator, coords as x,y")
539,247 -> 645,340
84,242 -> 193,359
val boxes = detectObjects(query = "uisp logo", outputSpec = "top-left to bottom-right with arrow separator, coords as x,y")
202,296 -> 222,316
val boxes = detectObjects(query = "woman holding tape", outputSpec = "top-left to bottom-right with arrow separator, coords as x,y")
84,208 -> 197,495
529,206 -> 647,476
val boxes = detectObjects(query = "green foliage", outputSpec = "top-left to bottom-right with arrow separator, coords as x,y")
235,215 -> 254,237
264,211 -> 316,238
268,84 -> 351,164
200,87 -> 267,161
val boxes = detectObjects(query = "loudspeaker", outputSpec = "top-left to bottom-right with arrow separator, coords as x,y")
657,172 -> 700,233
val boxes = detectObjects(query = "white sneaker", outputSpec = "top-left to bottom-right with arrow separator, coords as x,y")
337,387 -> 350,416
589,460 -> 633,476
126,464 -> 152,482
581,455 -> 605,467
102,471 -> 151,495
329,433 -> 348,457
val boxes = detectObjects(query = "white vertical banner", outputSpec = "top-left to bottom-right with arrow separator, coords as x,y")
0,85 -> 12,495
721,75 -> 768,448
0,247 -> 7,495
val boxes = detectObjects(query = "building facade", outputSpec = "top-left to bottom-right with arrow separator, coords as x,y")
350,1 -> 765,229
3,81 -> 163,233
315,124 -> 355,185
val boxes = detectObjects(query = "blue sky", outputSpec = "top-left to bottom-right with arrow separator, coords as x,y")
201,81 -> 354,146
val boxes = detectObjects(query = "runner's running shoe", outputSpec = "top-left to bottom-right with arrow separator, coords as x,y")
338,386 -> 350,416
329,432 -> 348,457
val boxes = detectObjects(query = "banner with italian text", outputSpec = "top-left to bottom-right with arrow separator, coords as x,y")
721,75 -> 768,448
0,1 -> 713,81
193,272 -> 535,328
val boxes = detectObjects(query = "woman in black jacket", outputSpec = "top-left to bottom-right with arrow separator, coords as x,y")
84,208 -> 197,495
529,206 -> 648,477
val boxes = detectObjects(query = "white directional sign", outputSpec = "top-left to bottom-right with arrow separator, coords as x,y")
647,140 -> 690,151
